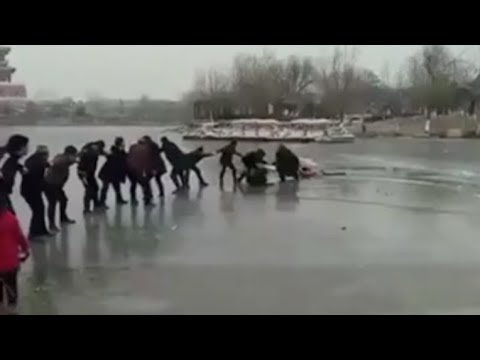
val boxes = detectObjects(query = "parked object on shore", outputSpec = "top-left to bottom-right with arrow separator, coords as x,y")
183,119 -> 356,143
314,126 -> 355,143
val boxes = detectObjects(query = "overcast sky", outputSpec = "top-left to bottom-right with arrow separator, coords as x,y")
5,45 -> 477,101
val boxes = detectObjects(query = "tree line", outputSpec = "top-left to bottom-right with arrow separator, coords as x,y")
181,45 -> 480,120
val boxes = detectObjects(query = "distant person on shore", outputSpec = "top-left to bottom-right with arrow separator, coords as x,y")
127,138 -> 153,206
274,144 -> 300,182
183,146 -> 213,189
99,137 -> 128,207
44,146 -> 78,232
217,140 -> 242,189
143,136 -> 167,200
160,137 -> 186,193
0,135 -> 29,213
20,145 -> 52,239
78,141 -> 106,214
0,192 -> 30,312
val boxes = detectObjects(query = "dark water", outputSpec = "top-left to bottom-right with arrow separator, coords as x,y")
3,127 -> 480,314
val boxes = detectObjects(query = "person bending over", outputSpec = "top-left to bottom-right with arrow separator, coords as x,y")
99,137 -> 128,206
160,136 -> 187,193
237,149 -> 267,185
78,140 -> 106,214
0,134 -> 29,213
21,145 -> 52,239
44,146 -> 78,232
183,146 -> 213,189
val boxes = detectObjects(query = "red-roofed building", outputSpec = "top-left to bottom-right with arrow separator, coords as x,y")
0,46 -> 28,114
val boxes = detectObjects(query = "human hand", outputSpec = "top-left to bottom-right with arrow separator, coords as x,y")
19,251 -> 30,262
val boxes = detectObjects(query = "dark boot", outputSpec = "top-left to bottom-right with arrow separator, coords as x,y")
49,223 -> 60,233
61,217 -> 76,225
83,190 -> 92,214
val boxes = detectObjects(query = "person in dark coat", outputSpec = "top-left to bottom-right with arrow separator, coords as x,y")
99,137 -> 128,206
183,146 -> 213,189
126,138 -> 153,206
274,144 -> 300,182
44,146 -> 78,232
217,140 -> 242,189
77,140 -> 106,214
0,135 -> 29,213
143,136 -> 167,199
237,149 -> 268,186
160,136 -> 186,193
20,145 -> 52,239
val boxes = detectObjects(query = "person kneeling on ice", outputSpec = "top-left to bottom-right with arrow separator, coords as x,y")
238,149 -> 268,187
274,144 -> 300,182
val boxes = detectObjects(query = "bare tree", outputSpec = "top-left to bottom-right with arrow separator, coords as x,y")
380,61 -> 391,88
315,46 -> 359,119
280,55 -> 316,97
403,45 -> 478,117
192,68 -> 230,99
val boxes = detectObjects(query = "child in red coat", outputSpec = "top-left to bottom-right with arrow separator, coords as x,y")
0,193 -> 30,310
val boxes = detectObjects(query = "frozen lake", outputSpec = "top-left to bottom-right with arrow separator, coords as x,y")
3,126 -> 480,314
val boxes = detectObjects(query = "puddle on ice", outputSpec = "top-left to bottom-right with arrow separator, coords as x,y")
99,295 -> 171,314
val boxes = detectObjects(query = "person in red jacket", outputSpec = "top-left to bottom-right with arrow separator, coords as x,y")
0,193 -> 30,309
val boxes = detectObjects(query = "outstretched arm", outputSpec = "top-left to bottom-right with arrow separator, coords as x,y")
202,152 -> 215,159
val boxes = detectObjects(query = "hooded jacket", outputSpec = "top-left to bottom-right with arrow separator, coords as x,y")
0,209 -> 29,272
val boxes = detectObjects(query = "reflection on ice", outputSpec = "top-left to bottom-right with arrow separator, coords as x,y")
7,127 -> 480,314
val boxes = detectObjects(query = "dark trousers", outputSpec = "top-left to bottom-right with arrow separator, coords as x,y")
185,165 -> 207,188
44,184 -> 68,226
152,173 -> 165,198
237,167 -> 252,184
100,180 -> 124,204
170,166 -> 187,190
82,174 -> 99,211
22,191 -> 48,237
220,163 -> 237,186
278,170 -> 299,182
0,269 -> 18,308
128,171 -> 152,204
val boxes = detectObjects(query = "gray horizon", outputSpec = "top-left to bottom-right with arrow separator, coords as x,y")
5,45 -> 477,101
